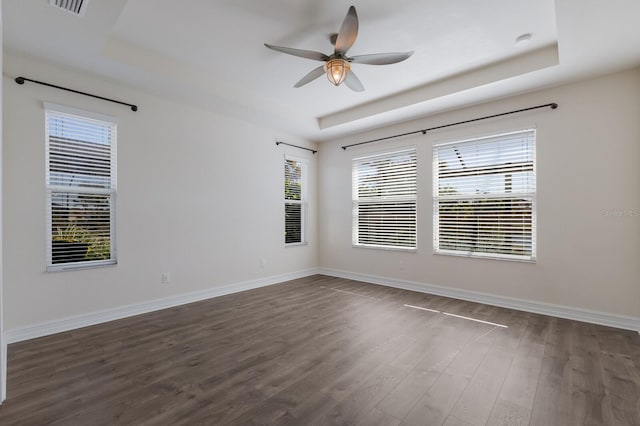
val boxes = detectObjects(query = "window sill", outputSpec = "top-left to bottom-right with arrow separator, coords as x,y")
353,244 -> 417,253
285,242 -> 308,248
47,260 -> 117,272
434,250 -> 535,263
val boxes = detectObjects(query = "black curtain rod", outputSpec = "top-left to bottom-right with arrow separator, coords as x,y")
276,141 -> 317,154
341,102 -> 558,150
15,76 -> 138,112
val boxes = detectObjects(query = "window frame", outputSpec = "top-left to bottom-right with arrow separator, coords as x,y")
284,155 -> 307,246
45,103 -> 118,271
352,146 -> 418,251
432,129 -> 536,262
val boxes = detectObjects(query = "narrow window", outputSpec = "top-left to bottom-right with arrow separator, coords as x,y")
45,104 -> 117,270
433,129 -> 536,261
352,147 -> 417,250
285,156 -> 306,245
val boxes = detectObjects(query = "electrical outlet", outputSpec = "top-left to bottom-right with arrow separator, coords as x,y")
161,272 -> 171,284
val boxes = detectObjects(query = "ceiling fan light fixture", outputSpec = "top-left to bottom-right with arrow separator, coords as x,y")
324,58 -> 351,86
264,6 -> 413,91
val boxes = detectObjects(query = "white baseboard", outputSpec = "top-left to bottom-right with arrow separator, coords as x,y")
318,268 -> 640,332
1,339 -> 5,403
4,268 -> 319,344
5,266 -> 638,345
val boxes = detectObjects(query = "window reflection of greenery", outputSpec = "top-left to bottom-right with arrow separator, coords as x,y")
285,159 -> 303,244
48,111 -> 114,265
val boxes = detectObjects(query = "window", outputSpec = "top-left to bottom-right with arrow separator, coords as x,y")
352,147 -> 417,250
284,156 -> 306,245
45,104 -> 117,270
433,129 -> 536,261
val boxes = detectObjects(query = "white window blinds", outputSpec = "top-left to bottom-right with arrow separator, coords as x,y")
352,147 -> 417,250
433,129 -> 536,261
46,106 -> 117,270
285,157 -> 306,245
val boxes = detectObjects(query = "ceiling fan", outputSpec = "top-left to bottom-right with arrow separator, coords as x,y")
264,5 -> 413,92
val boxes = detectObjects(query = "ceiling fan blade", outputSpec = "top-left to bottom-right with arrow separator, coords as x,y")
344,71 -> 364,92
329,33 -> 339,46
349,51 -> 414,65
294,66 -> 326,88
264,44 -> 329,62
334,6 -> 358,55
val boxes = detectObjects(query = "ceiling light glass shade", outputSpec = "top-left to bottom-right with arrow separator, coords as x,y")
324,58 -> 351,86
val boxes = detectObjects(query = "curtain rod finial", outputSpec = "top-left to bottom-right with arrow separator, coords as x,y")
15,76 -> 25,85
551,103 -> 558,109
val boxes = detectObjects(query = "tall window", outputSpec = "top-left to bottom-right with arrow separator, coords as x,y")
433,129 -> 536,261
352,147 -> 417,250
45,104 -> 117,270
284,156 -> 306,245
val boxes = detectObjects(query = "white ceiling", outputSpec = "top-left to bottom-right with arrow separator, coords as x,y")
3,0 -> 640,141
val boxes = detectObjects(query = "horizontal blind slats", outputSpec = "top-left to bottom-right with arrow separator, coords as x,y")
353,148 -> 417,249
46,109 -> 116,267
285,159 -> 305,244
433,129 -> 536,260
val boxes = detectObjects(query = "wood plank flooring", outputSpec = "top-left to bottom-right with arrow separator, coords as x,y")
0,275 -> 638,425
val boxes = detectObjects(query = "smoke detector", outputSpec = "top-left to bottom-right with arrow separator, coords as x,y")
515,33 -> 532,46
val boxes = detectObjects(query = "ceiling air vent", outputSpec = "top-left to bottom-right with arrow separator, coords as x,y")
49,0 -> 89,17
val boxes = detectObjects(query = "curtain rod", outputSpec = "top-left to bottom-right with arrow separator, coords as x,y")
341,102 -> 558,150
15,76 -> 138,112
276,141 -> 317,154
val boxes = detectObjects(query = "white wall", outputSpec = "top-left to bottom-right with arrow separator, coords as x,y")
2,50 -> 639,339
2,52 -> 318,331
319,67 -> 640,319
0,0 -> 6,402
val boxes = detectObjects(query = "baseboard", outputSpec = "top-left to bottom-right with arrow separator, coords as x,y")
1,340 -> 5,403
5,268 -> 320,344
318,268 -> 640,332
5,267 -> 637,345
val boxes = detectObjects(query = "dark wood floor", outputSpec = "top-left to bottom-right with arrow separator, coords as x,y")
0,275 -> 638,425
